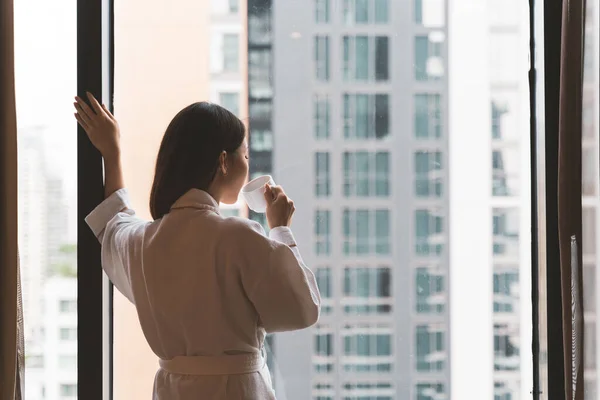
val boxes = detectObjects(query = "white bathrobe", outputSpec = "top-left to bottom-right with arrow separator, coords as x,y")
85,188 -> 321,399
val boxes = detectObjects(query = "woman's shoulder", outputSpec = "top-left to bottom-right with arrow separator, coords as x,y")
220,215 -> 266,237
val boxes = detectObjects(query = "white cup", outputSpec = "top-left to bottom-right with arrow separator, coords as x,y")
241,175 -> 275,213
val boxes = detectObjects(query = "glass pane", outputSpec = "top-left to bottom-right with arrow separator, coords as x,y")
15,0 -> 78,398
110,0 -> 536,399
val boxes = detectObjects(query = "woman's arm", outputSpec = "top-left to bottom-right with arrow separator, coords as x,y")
103,153 -> 125,199
74,92 -> 125,199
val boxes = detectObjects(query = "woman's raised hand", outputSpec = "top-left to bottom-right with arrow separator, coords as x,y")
74,92 -> 120,158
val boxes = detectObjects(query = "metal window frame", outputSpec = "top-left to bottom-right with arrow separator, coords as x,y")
77,0 -> 114,398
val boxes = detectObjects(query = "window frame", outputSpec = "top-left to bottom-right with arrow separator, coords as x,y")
73,0 -> 568,397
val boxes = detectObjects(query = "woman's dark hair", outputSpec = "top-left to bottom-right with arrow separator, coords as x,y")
149,102 -> 245,220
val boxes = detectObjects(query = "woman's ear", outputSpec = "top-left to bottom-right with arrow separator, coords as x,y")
219,151 -> 228,176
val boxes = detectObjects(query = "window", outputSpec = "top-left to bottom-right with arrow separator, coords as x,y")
59,300 -> 77,313
343,0 -> 389,24
315,152 -> 331,197
491,101 -> 509,140
415,324 -> 446,371
343,267 -> 392,314
315,36 -> 330,81
415,33 -> 445,81
314,94 -> 331,139
493,323 -> 520,371
223,34 -> 239,72
315,0 -> 330,23
414,94 -> 442,139
342,36 -> 389,81
416,383 -> 445,400
343,209 -> 391,255
315,333 -> 334,356
315,210 -> 331,255
249,49 -> 272,97
59,327 -> 77,341
316,268 -> 332,298
250,130 -> 273,151
219,92 -> 239,116
492,147 -> 520,196
343,94 -> 390,139
414,0 -> 445,27
492,208 -> 519,257
415,265 -> 445,314
59,384 -> 77,397
343,151 -> 390,197
415,209 -> 444,256
493,268 -> 519,312
415,151 -> 443,197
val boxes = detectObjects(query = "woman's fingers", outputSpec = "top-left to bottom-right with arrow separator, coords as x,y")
101,103 -> 115,120
86,91 -> 106,116
74,97 -> 95,121
74,112 -> 89,131
74,102 -> 93,125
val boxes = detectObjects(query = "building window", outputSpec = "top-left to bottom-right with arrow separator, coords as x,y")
582,145 -> 597,196
228,0 -> 239,13
492,147 -> 519,196
315,36 -> 330,81
493,268 -> 519,312
60,384 -> 77,397
415,324 -> 446,371
343,209 -> 390,255
315,210 -> 331,255
492,208 -> 519,257
315,333 -> 334,356
219,92 -> 239,116
315,0 -> 330,23
415,151 -> 443,197
343,94 -> 390,140
316,268 -> 332,298
342,36 -> 389,81
343,151 -> 390,197
415,209 -> 444,256
342,327 -> 393,373
59,300 -> 76,313
416,383 -> 445,400
414,0 -> 445,27
315,152 -> 331,197
59,327 -> 77,341
314,94 -> 331,139
493,323 -> 520,371
414,94 -> 442,139
250,130 -> 273,152
222,34 -> 239,72
249,49 -> 272,97
415,33 -> 445,81
342,382 -> 393,399
342,0 -> 389,24
491,101 -> 509,140
583,207 -> 597,258
415,265 -> 445,314
343,267 -> 391,314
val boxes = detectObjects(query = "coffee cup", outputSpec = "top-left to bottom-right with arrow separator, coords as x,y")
241,175 -> 275,213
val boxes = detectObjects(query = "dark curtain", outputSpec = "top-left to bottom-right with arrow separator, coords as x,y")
0,0 -> 24,398
557,0 -> 587,398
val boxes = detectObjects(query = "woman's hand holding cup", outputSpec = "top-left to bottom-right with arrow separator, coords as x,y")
264,185 -> 295,229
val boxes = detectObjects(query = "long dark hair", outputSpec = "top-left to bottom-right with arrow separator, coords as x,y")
149,102 -> 245,220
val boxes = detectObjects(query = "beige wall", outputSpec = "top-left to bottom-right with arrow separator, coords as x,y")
113,0 -> 212,398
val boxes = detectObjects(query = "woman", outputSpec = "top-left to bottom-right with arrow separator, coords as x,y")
74,92 -> 320,399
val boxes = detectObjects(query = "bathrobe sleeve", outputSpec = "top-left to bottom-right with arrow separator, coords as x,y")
234,220 -> 321,333
85,188 -> 147,304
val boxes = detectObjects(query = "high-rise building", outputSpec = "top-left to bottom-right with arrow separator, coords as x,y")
246,1 -> 540,399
